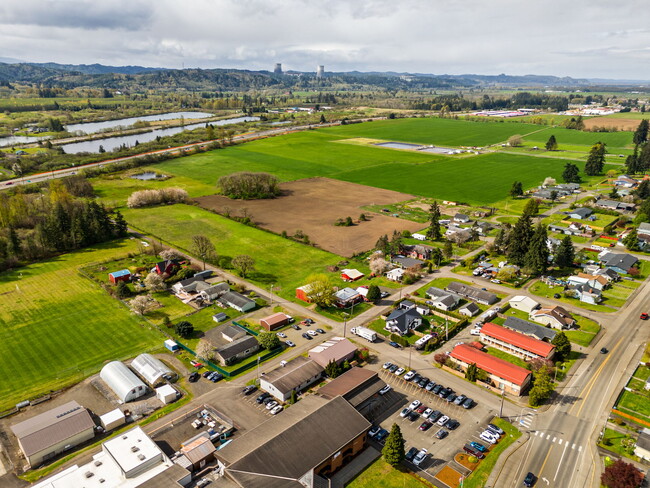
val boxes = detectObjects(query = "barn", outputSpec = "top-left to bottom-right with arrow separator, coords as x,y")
341,269 -> 364,282
108,269 -> 131,284
131,353 -> 176,387
100,361 -> 148,403
296,283 -> 313,303
260,312 -> 292,331
154,259 -> 178,275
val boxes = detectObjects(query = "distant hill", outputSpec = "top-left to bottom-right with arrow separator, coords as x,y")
30,62 -> 164,75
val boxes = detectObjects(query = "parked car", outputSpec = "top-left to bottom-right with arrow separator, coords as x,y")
262,396 -> 275,405
270,405 -> 283,415
316,328 -> 326,334
388,364 -> 399,373
285,340 -> 296,347
470,328 -> 481,336
307,330 -> 317,337
375,429 -> 389,443
400,408 -> 412,418
446,419 -> 460,430
291,323 -> 300,330
404,370 -> 416,381
463,444 -> 485,459
428,410 -> 442,422
425,381 -> 436,391
417,377 -> 428,388
408,400 -> 421,410
256,392 -> 271,404
266,400 -> 278,410
462,397 -> 474,409
413,448 -> 428,467
302,333 -> 313,340
422,408 -> 433,419
432,384 -> 443,395
407,411 -> 420,422
640,313 -> 649,320
437,415 -> 449,426
383,362 -> 393,369
379,385 -> 392,395
419,420 -> 433,431
470,441 -> 487,452
277,332 -> 287,338
487,423 -> 505,436
446,393 -> 457,403
301,318 -> 314,325
202,371 -> 212,378
412,373 -> 422,384
439,388 -> 452,399
480,432 -> 498,445
380,291 -> 390,298
435,429 -> 448,439
523,472 -> 536,487
415,404 -> 427,414
454,394 -> 466,406
188,372 -> 200,382
405,447 -> 419,462
388,341 -> 402,349
210,373 -> 224,382
368,426 -> 381,438
395,367 -> 405,375
242,385 -> 257,395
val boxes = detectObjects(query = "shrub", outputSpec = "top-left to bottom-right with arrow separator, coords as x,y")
127,188 -> 188,208
217,172 -> 280,199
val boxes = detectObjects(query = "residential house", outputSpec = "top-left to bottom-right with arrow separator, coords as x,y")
556,183 -> 580,192
503,316 -> 557,342
454,213 -> 471,223
172,276 -> 207,294
218,291 -> 256,313
198,282 -> 230,302
335,287 -> 363,308
546,237 -> 561,252
446,281 -> 498,305
260,357 -> 324,402
221,324 -> 247,342
567,208 -> 593,220
548,224 -> 581,236
386,268 -> 405,282
509,296 -> 540,314
154,259 -> 178,275
637,232 -> 650,251
637,222 -> 650,236
402,244 -> 434,260
572,284 -> 602,304
308,337 -> 357,367
568,273 -> 608,291
426,286 -> 461,311
411,233 -> 427,241
595,199 -> 622,211
614,175 -> 638,188
530,306 -> 576,330
459,302 -> 480,317
391,256 -> 424,269
475,221 -> 493,235
449,344 -> 532,396
593,267 -> 620,282
480,322 -> 555,360
598,251 -> 639,274
341,269 -> 364,282
385,308 -> 422,336
214,336 -> 260,366
445,225 -> 465,237
634,431 -> 650,462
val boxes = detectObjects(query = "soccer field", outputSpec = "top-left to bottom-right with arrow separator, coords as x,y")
0,240 -> 164,411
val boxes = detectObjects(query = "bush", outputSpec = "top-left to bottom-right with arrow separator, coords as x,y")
127,188 -> 188,208
218,172 -> 280,199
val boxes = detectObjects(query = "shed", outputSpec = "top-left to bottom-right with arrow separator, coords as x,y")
411,233 -> 427,241
164,339 -> 179,352
100,361 -> 148,403
109,269 -> 131,284
156,384 -> 178,404
341,269 -> 364,282
295,283 -> 313,303
212,312 -> 229,323
99,408 -> 126,431
260,312 -> 292,331
131,353 -> 176,386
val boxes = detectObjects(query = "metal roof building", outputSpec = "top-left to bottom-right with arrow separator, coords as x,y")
131,353 -> 176,387
100,361 -> 148,403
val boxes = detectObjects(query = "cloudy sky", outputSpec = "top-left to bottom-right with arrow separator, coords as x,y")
1,0 -> 649,79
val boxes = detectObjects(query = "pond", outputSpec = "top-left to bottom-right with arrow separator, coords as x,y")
64,111 -> 215,135
131,172 -> 165,180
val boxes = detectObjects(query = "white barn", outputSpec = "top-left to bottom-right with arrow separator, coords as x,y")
131,353 -> 176,386
100,361 -> 148,403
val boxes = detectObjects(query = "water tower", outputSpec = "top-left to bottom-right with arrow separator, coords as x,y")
274,63 -> 282,74
316,65 -> 324,78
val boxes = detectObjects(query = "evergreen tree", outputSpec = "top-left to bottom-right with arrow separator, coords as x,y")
465,363 -> 478,382
382,424 -> 405,467
625,146 -> 639,174
528,365 -> 554,407
389,230 -> 402,255
638,142 -> 650,172
375,234 -> 390,255
113,210 -> 128,237
509,181 -> 523,197
551,332 -> 571,362
522,198 -> 540,218
116,281 -> 131,299
366,284 -> 381,302
554,235 -> 575,268
562,162 -> 581,183
633,119 -> 649,146
545,135 -> 558,151
324,360 -> 342,378
623,228 -> 639,251
635,179 -> 650,199
175,321 -> 194,338
507,214 -> 533,266
426,201 -> 442,240
443,240 -> 453,259
584,142 -> 606,176
493,224 -> 511,253
524,223 -> 549,276
7,227 -> 21,258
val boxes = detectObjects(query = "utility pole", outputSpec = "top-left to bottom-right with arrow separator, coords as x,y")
499,389 -> 505,418
408,345 -> 412,369
269,284 -> 274,306
343,313 -> 349,338
256,356 -> 261,385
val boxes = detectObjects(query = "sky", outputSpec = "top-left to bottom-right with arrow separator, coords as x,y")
1,0 -> 649,79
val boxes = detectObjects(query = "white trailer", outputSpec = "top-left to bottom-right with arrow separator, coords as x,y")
350,327 -> 377,342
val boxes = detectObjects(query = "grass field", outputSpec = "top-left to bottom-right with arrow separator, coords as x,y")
346,458 -> 432,488
0,240 -> 164,411
598,428 -> 639,460
617,390 -> 650,423
521,126 -> 633,152
486,347 -> 529,369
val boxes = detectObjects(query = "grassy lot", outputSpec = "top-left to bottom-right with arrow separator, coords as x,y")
521,126 -> 633,152
616,390 -> 650,423
485,347 -> 529,369
528,281 -> 615,313
346,458 -> 432,488
598,428 -> 640,461
463,417 -> 522,488
0,240 -> 164,411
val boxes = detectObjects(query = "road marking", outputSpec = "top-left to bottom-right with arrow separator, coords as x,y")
572,443 -> 576,450
546,434 -> 550,440
579,445 -> 582,452
554,440 -> 569,481
537,445 -> 555,483
552,437 -> 556,443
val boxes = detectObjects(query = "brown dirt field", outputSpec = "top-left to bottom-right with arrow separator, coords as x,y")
583,117 -> 640,131
434,465 -> 464,488
194,177 -> 424,257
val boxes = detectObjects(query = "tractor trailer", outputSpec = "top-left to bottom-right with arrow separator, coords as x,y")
350,327 -> 377,342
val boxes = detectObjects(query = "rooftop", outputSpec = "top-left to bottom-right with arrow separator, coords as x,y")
503,316 -> 557,341
450,344 -> 531,386
481,322 -> 555,357
308,337 -> 357,367
262,356 -> 324,395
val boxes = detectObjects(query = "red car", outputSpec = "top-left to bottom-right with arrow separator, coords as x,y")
415,404 -> 428,414
640,313 -> 648,320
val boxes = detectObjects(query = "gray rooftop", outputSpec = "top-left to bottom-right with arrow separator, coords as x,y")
262,356 -> 324,395
216,335 -> 259,361
503,316 -> 557,342
446,281 -> 497,304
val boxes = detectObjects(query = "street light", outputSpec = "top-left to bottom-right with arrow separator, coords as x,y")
498,389 -> 505,418
342,313 -> 349,338
269,284 -> 274,306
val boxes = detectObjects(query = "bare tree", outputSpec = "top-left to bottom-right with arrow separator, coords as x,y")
231,255 -> 256,278
369,255 -> 390,276
126,188 -> 188,208
159,249 -> 184,261
144,272 -> 167,292
508,134 -> 523,147
129,294 -> 155,315
196,339 -> 216,362
191,235 -> 216,270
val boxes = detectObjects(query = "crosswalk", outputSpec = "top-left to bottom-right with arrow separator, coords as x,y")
519,412 -> 535,428
531,430 -> 582,451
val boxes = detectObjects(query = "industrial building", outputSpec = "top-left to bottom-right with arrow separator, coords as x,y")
260,356 -> 324,402
100,361 -> 148,403
11,401 -> 95,467
131,353 -> 176,387
308,337 -> 357,368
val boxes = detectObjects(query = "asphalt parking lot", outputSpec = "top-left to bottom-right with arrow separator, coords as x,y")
272,319 -> 328,349
374,368 -> 495,478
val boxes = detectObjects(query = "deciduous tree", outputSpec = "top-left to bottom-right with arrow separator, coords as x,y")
231,254 -> 256,278
196,339 -> 216,361
258,331 -> 281,350
129,294 -> 155,315
551,332 -> 572,362
601,459 -> 643,488
144,271 -> 167,292
191,234 -> 216,270
305,274 -> 336,308
324,360 -> 342,378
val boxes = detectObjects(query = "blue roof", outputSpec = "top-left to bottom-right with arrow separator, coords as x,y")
109,269 -> 131,278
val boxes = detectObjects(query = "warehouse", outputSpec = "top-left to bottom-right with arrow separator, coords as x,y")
131,353 -> 176,386
100,361 -> 148,403
308,337 -> 357,367
11,401 -> 95,467
260,357 -> 324,402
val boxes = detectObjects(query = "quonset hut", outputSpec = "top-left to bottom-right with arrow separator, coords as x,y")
100,361 -> 148,403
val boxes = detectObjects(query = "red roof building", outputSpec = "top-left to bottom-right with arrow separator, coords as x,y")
480,322 -> 555,360
260,312 -> 292,331
450,344 -> 532,396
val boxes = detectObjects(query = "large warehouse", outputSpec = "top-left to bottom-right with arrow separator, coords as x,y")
131,353 -> 176,386
100,361 -> 148,403
11,401 -> 95,467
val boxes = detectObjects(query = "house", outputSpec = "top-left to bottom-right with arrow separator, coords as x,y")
391,256 -> 424,268
411,233 -> 427,241
454,213 -> 471,223
637,232 -> 650,251
216,396 -> 370,487
530,306 -> 576,330
556,183 -> 580,192
260,356 -> 325,402
341,269 -> 364,282
318,367 -> 387,416
221,324 -> 247,342
402,244 -> 434,260
198,282 -> 230,302
637,222 -> 650,236
172,275 -> 207,294
475,221 -> 493,235
386,268 -> 405,282
503,316 -> 557,342
446,281 -> 498,305
449,344 -> 532,396
568,273 -> 607,290
109,269 -> 131,284
385,308 -> 422,336
154,259 -> 178,276
445,225 -> 465,237
178,434 -> 216,472
598,251 -> 638,274
459,302 -> 480,317
260,312 -> 293,331
634,431 -> 650,462
218,291 -> 256,312
614,175 -> 638,188
335,287 -> 363,308
479,322 -> 555,360
214,336 -> 260,366
593,267 -> 620,282
212,312 -> 228,323
572,284 -> 602,304
426,286 -> 461,311
549,224 -> 582,236
11,401 -> 95,467
567,208 -> 593,220
308,337 -> 357,367
295,283 -> 313,303
398,299 -> 416,310
509,296 -> 540,314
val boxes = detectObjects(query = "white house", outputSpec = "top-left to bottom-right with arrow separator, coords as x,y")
411,233 -> 427,241
459,302 -> 480,317
386,268 -> 405,282
509,296 -> 540,314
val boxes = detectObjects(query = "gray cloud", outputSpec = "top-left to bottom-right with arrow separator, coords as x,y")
0,0 -> 648,79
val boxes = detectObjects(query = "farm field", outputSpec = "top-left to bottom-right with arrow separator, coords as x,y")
195,177 -> 423,256
0,240 -> 164,412
521,126 -> 633,152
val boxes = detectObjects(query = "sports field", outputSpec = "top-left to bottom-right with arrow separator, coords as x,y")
0,240 -> 164,411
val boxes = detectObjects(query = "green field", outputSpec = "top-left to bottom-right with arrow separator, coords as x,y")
346,458 -> 430,488
521,126 -> 633,152
0,240 -> 164,411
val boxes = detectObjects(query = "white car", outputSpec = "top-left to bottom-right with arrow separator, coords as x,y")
400,408 -> 412,418
307,330 -> 317,337
383,362 -> 393,370
379,385 -> 392,395
470,328 -> 481,336
395,367 -> 405,376
480,432 -> 498,445
413,448 -> 428,467
277,332 -> 287,338
270,404 -> 283,415
437,415 -> 449,426
422,408 -> 433,419
265,400 -> 278,410
285,340 -> 295,347
408,400 -> 421,411
404,370 -> 416,381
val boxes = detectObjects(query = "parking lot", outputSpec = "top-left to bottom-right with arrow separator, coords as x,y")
373,368 -> 496,480
272,318 -> 329,350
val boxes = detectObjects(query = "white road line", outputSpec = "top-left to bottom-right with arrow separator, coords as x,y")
546,434 -> 551,440
552,437 -> 556,443
579,445 -> 582,452
572,443 -> 576,450
554,438 -> 570,481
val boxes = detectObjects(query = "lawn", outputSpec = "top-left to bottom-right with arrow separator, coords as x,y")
528,281 -> 614,313
0,240 -> 164,411
486,347 -> 529,369
346,458 -> 432,488
617,390 -> 650,422
598,428 -> 640,461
